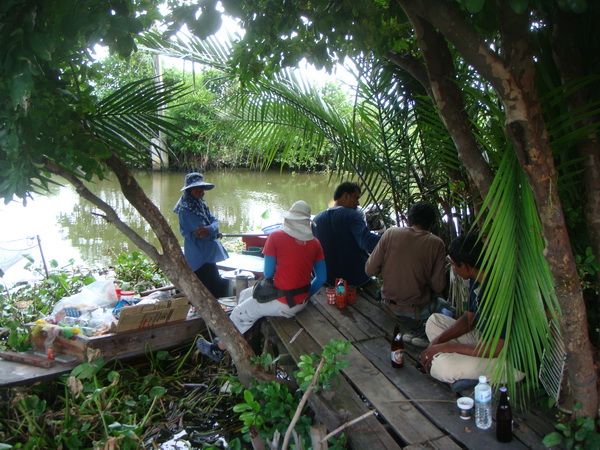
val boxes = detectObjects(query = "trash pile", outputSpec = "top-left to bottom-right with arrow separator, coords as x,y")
28,280 -> 184,360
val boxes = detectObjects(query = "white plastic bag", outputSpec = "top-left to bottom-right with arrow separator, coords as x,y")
52,280 -> 119,317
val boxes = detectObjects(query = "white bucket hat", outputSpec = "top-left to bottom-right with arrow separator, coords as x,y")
281,201 -> 314,241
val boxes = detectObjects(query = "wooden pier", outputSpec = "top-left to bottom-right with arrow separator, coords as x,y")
263,285 -> 555,449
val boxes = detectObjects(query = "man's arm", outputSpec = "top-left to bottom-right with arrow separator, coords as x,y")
419,311 -> 505,370
310,259 -> 327,296
348,210 -> 380,252
365,232 -> 387,276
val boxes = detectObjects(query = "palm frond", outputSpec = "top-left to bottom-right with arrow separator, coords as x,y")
88,78 -> 189,165
476,148 -> 558,405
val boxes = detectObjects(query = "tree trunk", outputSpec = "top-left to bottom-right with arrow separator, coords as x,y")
551,10 -> 600,298
398,0 -> 598,416
394,12 -> 494,203
45,156 -> 265,388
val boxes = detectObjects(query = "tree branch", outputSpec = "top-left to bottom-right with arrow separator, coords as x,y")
282,356 -> 326,450
42,160 -> 162,261
397,0 -> 515,100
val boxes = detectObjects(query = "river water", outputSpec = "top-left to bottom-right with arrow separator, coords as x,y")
0,169 -> 336,282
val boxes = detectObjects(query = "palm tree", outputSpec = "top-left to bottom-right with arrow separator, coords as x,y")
140,31 -> 559,406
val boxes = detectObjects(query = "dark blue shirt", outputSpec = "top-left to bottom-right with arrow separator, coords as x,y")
313,206 -> 380,286
467,279 -> 507,339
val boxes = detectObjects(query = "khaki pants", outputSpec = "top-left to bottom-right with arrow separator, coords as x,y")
426,313 -> 525,384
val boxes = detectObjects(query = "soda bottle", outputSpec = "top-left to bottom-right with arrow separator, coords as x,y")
474,375 -> 492,430
496,386 -> 513,442
336,279 -> 346,295
391,324 -> 404,368
335,279 -> 347,309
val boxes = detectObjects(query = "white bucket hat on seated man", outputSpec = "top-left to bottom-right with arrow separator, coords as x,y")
181,172 -> 215,191
281,200 -> 315,241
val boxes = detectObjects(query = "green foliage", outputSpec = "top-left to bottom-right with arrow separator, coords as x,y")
294,339 -> 351,392
140,30 -> 352,172
0,345 -> 241,448
92,52 -> 156,99
543,403 -> 600,449
0,0 -> 165,204
232,339 -> 351,447
575,247 -> 600,292
110,251 -> 169,292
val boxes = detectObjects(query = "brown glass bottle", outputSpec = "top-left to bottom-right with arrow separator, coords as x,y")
391,324 -> 404,368
496,387 -> 513,442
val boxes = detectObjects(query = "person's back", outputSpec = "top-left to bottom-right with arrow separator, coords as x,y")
365,201 -> 448,324
313,182 -> 380,286
367,226 -> 446,308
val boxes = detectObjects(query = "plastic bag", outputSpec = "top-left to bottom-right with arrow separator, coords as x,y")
52,280 -> 119,317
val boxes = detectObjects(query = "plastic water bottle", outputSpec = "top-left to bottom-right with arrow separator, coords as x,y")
474,375 -> 492,430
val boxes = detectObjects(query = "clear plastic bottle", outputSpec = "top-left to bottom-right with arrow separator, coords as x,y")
474,375 -> 492,430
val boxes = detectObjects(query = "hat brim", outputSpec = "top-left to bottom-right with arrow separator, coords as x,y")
181,182 -> 215,191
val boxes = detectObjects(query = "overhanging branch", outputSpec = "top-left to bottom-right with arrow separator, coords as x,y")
43,159 -> 162,261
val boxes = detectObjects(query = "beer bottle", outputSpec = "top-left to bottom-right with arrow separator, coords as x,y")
496,386 -> 513,442
391,324 -> 404,368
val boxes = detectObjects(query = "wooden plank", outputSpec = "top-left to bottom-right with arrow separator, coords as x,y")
308,291 -> 374,342
293,304 -> 448,446
269,317 -> 401,449
88,316 -> 205,360
267,287 -> 548,450
312,288 -> 421,347
359,337 -> 529,450
0,359 -> 78,387
403,436 -> 461,450
0,351 -> 56,368
3,317 -> 206,388
512,410 -> 556,450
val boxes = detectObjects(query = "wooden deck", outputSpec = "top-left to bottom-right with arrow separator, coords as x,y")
263,285 -> 555,449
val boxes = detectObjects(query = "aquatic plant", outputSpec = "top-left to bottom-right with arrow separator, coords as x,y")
0,343 -> 242,448
232,339 -> 351,448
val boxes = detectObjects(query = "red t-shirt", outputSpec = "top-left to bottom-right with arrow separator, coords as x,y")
263,230 -> 325,305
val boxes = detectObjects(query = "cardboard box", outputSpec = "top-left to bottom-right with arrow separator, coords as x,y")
114,297 -> 190,333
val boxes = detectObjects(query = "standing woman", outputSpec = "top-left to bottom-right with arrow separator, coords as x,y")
174,172 -> 229,298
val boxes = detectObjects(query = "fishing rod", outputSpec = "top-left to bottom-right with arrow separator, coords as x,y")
220,234 -> 269,238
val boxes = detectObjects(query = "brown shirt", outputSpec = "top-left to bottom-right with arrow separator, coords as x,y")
365,227 -> 446,309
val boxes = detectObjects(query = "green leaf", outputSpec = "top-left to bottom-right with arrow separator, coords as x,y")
233,403 -> 252,412
464,0 -> 485,13
149,386 -> 166,398
543,432 -> 564,446
243,390 -> 254,404
509,0 -> 529,14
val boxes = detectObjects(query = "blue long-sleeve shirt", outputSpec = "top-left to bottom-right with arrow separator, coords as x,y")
313,206 -> 380,286
178,208 -> 228,272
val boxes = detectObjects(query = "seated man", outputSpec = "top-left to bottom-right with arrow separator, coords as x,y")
196,201 -> 326,362
313,182 -> 380,287
365,202 -> 451,346
419,233 -> 525,387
